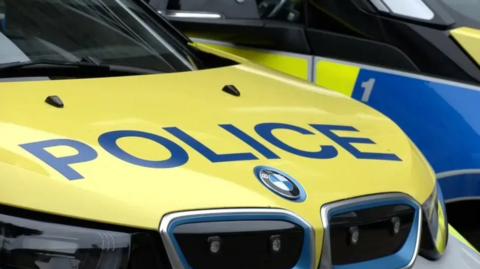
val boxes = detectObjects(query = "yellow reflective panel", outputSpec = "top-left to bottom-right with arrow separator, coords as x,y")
195,42 -> 311,80
450,27 -> 480,67
315,60 -> 360,97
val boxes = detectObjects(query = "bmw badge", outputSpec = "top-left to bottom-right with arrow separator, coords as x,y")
254,166 -> 306,202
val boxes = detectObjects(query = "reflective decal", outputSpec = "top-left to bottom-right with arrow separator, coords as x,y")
164,127 -> 258,162
19,139 -> 98,180
21,123 -> 401,180
311,124 -> 402,161
98,130 -> 189,168
220,124 -> 280,159
255,123 -> 338,159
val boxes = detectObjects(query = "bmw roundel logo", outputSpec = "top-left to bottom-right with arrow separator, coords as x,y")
254,166 -> 306,202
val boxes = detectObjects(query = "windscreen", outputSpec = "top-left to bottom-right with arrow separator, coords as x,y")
0,0 -> 195,72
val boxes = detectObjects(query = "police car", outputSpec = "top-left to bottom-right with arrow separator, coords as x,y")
157,0 -> 480,248
0,0 -> 478,268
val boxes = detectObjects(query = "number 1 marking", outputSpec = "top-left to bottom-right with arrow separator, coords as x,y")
361,78 -> 376,102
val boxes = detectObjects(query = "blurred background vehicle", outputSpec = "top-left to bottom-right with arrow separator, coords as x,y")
154,0 -> 480,249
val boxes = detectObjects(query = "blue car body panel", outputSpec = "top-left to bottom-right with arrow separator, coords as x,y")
350,68 -> 480,201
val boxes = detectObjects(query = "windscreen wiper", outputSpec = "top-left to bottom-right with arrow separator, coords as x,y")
0,58 -> 109,70
0,57 -> 161,78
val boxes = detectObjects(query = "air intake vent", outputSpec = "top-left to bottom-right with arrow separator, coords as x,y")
319,193 -> 422,269
330,205 -> 414,264
174,220 -> 303,269
160,209 -> 314,269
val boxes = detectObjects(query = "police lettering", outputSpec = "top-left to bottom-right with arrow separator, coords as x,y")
19,123 -> 401,180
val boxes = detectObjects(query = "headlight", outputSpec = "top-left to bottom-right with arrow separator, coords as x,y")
419,182 -> 448,260
0,209 -> 165,269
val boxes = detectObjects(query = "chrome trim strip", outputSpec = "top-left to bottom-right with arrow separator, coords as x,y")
436,169 -> 480,179
318,193 -> 423,269
158,10 -> 224,19
159,208 -> 316,269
